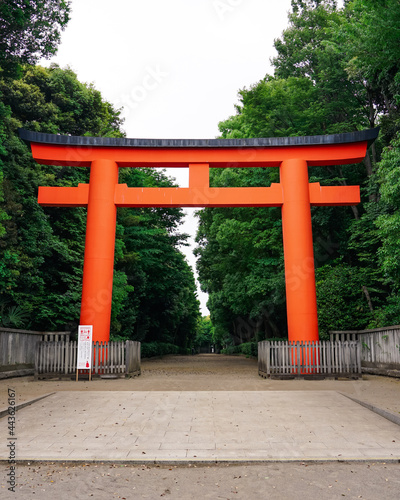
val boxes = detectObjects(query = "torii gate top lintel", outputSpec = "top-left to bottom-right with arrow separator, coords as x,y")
20,127 -> 378,345
19,128 -> 379,168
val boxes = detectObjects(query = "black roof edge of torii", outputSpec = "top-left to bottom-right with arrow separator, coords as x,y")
19,127 -> 379,150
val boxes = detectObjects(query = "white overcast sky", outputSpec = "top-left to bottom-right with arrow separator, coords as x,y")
42,0 -> 293,315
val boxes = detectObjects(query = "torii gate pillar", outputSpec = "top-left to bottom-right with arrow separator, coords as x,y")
20,128 -> 379,343
281,158 -> 318,341
80,159 -> 119,339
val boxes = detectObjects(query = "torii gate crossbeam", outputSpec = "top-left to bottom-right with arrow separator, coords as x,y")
20,128 -> 379,343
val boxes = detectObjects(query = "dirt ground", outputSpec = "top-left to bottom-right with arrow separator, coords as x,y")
2,461 -> 400,500
1,354 -> 400,499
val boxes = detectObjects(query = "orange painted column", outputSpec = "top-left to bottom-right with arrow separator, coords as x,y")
280,158 -> 319,343
79,159 -> 119,343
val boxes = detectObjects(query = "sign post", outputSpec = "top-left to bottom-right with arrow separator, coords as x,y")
76,325 -> 93,381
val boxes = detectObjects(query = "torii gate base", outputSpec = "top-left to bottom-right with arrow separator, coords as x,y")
20,128 -> 378,344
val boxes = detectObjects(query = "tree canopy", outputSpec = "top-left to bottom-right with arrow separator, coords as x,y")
0,0 -> 71,77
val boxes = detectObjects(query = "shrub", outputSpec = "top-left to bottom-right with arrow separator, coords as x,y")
221,342 -> 258,357
221,345 -> 240,355
141,342 -> 179,358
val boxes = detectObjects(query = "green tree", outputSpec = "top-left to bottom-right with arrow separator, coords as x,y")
273,0 -> 369,134
0,64 -> 124,329
219,77 -> 324,139
334,0 -> 400,142
375,136 -> 400,294
0,0 -> 70,77
0,0 -> 70,244
316,262 -> 375,336
194,316 -> 215,351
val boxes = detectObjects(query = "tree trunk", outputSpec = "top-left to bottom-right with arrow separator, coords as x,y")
362,285 -> 374,313
364,151 -> 373,178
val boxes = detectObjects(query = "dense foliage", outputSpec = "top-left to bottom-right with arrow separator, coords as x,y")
196,0 -> 400,343
0,0 -> 71,78
194,316 -> 215,352
0,4 -> 200,347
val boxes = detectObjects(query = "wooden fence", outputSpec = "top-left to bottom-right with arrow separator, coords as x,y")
0,327 -> 71,367
35,340 -> 141,379
258,340 -> 362,378
330,326 -> 400,376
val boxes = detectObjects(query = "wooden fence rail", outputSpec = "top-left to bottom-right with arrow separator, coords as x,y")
258,340 -> 361,379
330,326 -> 400,376
0,328 -> 71,367
35,340 -> 141,379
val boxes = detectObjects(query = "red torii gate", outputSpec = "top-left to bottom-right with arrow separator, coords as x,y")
20,128 -> 378,344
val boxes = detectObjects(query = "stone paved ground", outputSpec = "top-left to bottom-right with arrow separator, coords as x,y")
1,390 -> 400,462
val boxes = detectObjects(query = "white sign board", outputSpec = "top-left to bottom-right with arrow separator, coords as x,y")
77,325 -> 93,370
